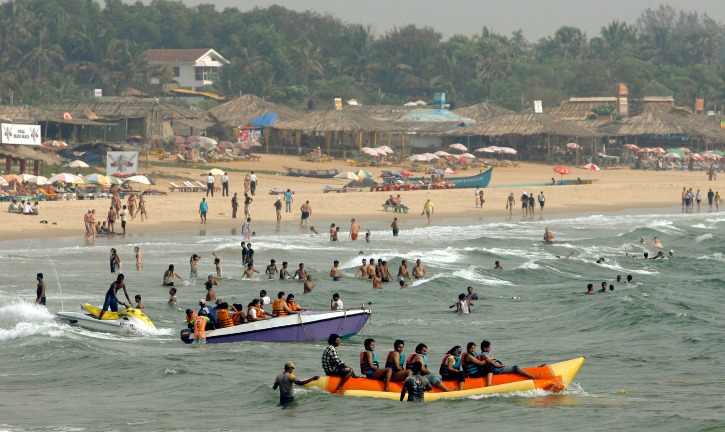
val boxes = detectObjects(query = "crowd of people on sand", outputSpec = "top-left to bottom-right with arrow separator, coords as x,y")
80,188 -> 148,240
7,199 -> 40,216
503,191 -> 546,218
681,187 -> 721,212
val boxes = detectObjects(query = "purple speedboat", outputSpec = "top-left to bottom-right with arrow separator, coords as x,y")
180,308 -> 371,344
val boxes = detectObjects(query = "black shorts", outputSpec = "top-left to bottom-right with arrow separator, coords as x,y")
38,297 -> 46,305
326,366 -> 351,377
121,221 -> 126,229
280,396 -> 295,405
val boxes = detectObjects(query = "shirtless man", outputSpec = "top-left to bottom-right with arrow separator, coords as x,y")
330,260 -> 342,281
391,217 -> 400,237
265,259 -> 278,279
97,274 -> 132,320
303,275 -> 315,294
212,253 -> 222,278
243,263 -> 259,278
134,295 -> 145,309
293,263 -> 308,281
135,247 -> 143,270
412,259 -> 426,279
350,219 -> 360,241
279,262 -> 293,280
543,227 -> 554,244
329,223 -> 336,241
380,261 -> 391,282
35,273 -> 46,305
520,192 -> 528,217
494,260 -> 504,270
107,206 -> 117,233
653,236 -> 663,249
507,193 -> 515,215
366,259 -> 376,279
372,270 -> 383,289
355,259 -> 368,277
397,260 -> 411,288
300,201 -> 312,226
189,254 -> 201,279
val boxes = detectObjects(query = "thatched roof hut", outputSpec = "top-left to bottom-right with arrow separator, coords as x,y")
549,96 -> 676,120
454,113 -> 600,137
599,111 -> 725,145
452,102 -> 513,122
0,106 -> 52,123
0,144 -> 62,165
344,104 -> 409,121
208,94 -> 303,127
273,110 -> 395,133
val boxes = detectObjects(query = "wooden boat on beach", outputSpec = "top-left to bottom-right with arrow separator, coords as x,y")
284,166 -> 341,178
405,167 -> 493,189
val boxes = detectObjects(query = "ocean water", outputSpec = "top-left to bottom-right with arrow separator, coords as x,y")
1,210 -> 723,431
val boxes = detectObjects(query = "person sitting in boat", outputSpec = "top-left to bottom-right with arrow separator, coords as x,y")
359,338 -> 394,392
461,342 -> 489,378
272,291 -> 297,317
216,302 -> 234,328
479,340 -> 541,387
231,304 -> 246,325
286,294 -> 308,312
322,333 -> 355,393
405,343 -> 451,392
198,299 -> 212,317
385,339 -> 412,382
247,298 -> 270,321
439,346 -> 466,390
185,309 -> 197,329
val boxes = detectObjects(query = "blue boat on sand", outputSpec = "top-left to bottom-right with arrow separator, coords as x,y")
180,308 -> 371,344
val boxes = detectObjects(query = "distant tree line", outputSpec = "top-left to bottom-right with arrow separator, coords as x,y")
1,1 -> 724,111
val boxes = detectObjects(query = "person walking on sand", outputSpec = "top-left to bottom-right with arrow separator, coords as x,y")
300,201 -> 312,226
221,172 -> 229,197
506,192 -> 515,215
127,194 -> 137,221
243,193 -> 253,219
206,172 -> 215,197
244,173 -> 251,195
249,171 -> 258,196
231,193 -> 239,218
199,198 -> 208,224
422,199 -> 434,224
135,195 -> 147,221
118,205 -> 128,235
84,209 -> 93,240
284,189 -> 293,212
274,196 -> 282,223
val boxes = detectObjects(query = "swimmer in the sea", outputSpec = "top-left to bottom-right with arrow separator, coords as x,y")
653,236 -> 663,249
330,260 -> 342,281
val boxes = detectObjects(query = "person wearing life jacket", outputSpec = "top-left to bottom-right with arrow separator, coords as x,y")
247,298 -> 269,321
216,302 -> 234,328
385,339 -> 412,382
405,343 -> 451,392
359,338 -> 393,391
439,346 -> 466,390
185,309 -> 198,329
479,340 -> 541,387
231,304 -> 246,325
272,291 -> 296,317
460,342 -> 489,378
192,310 -> 213,344
286,294 -> 308,313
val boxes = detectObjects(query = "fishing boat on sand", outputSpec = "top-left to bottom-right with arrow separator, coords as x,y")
306,356 -> 584,401
180,308 -> 371,344
284,167 -> 341,178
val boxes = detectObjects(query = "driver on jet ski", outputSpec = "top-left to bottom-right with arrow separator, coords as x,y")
97,274 -> 133,320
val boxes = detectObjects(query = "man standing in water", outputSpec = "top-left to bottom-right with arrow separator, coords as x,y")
273,361 -> 319,406
544,227 -> 554,243
35,273 -> 46,305
422,199 -> 434,224
400,361 -> 432,402
350,218 -> 360,241
300,201 -> 312,226
391,217 -> 400,237
97,274 -> 132,320
506,192 -> 515,215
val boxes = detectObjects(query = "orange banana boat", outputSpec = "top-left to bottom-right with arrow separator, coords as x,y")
305,356 -> 584,401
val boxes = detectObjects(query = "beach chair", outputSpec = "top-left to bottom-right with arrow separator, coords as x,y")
38,188 -> 59,201
169,182 -> 186,192
183,181 -> 199,192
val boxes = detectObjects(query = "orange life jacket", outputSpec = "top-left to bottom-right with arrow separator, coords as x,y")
217,309 -> 233,328
287,301 -> 302,312
193,317 -> 207,339
272,298 -> 287,317
186,311 -> 198,323
247,305 -> 265,321
232,311 -> 246,325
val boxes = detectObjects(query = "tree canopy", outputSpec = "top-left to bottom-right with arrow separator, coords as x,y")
1,1 -> 724,111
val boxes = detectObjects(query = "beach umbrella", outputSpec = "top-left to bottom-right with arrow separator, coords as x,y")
27,175 -> 49,185
399,170 -> 413,177
126,135 -> 144,143
637,147 -> 652,153
377,145 -> 394,154
3,174 -> 22,183
0,177 -> 7,186
703,150 -> 725,156
703,153 -> 722,160
361,147 -> 379,156
18,174 -> 37,182
126,175 -> 152,185
111,171 -> 137,178
665,148 -> 685,156
460,153 -> 476,159
690,153 -> 703,161
434,150 -> 451,157
679,147 -> 691,154
443,167 -> 457,174
333,171 -> 360,181
580,163 -> 601,170
217,141 -> 234,150
353,169 -> 372,179
566,142 -> 580,149
449,143 -> 468,152
85,173 -> 110,185
49,173 -> 83,183
149,134 -> 163,145
553,165 -> 571,180
105,175 -> 123,185
187,136 -> 201,143
67,160 -> 89,168
651,147 -> 665,154
663,152 -> 682,158
622,144 -> 639,151
499,147 -> 518,155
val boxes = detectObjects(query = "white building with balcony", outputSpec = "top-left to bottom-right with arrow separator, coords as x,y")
146,48 -> 229,90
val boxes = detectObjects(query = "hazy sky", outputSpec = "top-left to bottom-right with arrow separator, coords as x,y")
178,0 -> 725,40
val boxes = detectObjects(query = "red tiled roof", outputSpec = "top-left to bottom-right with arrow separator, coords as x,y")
146,49 -> 213,63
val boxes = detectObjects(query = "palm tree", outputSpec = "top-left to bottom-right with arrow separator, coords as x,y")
289,37 -> 324,87
21,26 -> 66,84
599,21 -> 638,62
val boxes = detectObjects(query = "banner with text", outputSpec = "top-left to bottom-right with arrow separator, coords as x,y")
106,151 -> 139,176
1,123 -> 41,145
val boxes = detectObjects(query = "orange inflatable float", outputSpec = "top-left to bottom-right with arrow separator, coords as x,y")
305,357 -> 584,401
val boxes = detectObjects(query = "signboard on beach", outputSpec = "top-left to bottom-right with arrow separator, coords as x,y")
238,129 -> 262,141
533,100 -> 543,113
1,123 -> 41,146
106,151 -> 139,176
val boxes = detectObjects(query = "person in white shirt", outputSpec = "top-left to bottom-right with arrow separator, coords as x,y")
249,171 -> 258,196
206,173 -> 215,197
259,289 -> 271,305
23,202 -> 34,215
221,172 -> 229,196
331,293 -> 343,310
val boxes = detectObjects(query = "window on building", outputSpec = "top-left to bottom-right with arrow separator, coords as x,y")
194,66 -> 219,82
173,66 -> 180,77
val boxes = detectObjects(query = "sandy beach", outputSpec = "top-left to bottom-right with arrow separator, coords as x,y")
1,154 -> 719,241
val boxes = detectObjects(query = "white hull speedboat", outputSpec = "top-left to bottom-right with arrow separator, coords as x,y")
56,303 -> 156,333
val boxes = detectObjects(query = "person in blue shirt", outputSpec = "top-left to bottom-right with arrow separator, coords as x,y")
284,189 -> 293,213
199,198 -> 208,224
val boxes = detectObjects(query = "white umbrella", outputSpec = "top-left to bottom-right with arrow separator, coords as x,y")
434,151 -> 451,157
0,177 -> 7,186
377,145 -> 394,154
333,171 -> 360,181
126,175 -> 152,185
49,173 -> 83,183
663,152 -> 681,158
68,160 -> 90,168
474,147 -> 494,153
460,153 -> 476,159
27,175 -> 49,185
361,147 -> 379,156
566,142 -> 580,149
207,168 -> 225,176
449,143 -> 468,152
18,174 -> 36,182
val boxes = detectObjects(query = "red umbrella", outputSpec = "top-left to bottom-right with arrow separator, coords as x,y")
217,141 -> 234,150
622,144 -> 639,151
149,134 -> 163,145
126,135 -> 144,143
399,170 -> 413,177
171,136 -> 186,145
553,165 -> 571,180
580,163 -> 600,171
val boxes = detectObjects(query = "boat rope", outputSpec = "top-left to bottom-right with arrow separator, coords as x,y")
297,313 -> 314,341
339,309 -> 347,333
